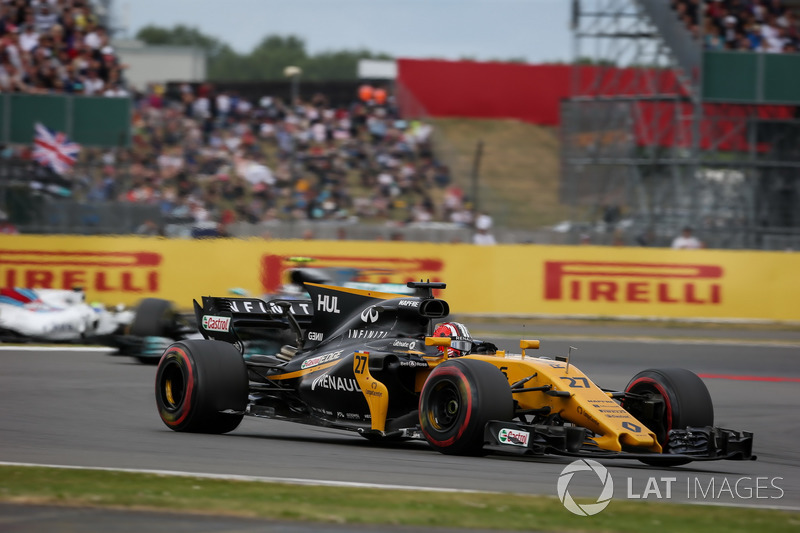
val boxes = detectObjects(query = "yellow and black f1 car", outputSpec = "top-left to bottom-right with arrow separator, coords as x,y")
154,282 -> 753,464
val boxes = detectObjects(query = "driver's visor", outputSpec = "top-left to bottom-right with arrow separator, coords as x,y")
450,339 -> 473,352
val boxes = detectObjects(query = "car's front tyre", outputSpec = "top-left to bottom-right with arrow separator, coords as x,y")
419,358 -> 513,456
623,367 -> 714,466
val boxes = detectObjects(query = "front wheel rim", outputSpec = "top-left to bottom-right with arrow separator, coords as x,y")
626,384 -> 668,443
426,380 -> 461,431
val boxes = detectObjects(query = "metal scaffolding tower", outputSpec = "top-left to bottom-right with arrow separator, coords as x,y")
562,0 -> 800,249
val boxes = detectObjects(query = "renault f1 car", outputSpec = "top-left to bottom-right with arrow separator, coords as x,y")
120,265 -> 415,363
154,282 -> 754,463
0,287 -> 134,343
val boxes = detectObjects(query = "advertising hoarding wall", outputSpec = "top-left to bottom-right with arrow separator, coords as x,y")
1,236 -> 798,322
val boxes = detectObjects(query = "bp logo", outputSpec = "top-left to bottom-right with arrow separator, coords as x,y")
557,459 -> 614,516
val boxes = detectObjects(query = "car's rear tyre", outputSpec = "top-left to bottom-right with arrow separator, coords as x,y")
155,340 -> 248,434
130,298 -> 175,337
419,358 -> 513,456
623,368 -> 714,466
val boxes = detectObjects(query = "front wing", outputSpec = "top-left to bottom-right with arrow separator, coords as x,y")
483,420 -> 755,462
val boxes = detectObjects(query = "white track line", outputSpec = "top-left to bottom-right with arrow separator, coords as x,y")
0,346 -> 115,352
0,462 -> 484,494
1,462 -> 798,512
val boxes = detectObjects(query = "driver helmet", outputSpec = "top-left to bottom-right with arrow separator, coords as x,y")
433,322 -> 473,357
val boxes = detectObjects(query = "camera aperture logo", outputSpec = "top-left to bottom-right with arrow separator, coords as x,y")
557,459 -> 614,516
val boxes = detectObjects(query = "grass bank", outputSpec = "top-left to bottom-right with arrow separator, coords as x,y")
430,118 -> 566,229
0,466 -> 797,532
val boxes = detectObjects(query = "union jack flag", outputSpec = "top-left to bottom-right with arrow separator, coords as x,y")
32,122 -> 80,175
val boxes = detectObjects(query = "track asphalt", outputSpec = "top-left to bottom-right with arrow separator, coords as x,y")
1,320 -> 798,531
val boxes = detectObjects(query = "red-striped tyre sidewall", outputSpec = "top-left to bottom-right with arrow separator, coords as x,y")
154,340 -> 247,434
623,368 -> 714,465
420,365 -> 474,449
419,358 -> 513,456
155,345 -> 196,430
626,376 -> 674,436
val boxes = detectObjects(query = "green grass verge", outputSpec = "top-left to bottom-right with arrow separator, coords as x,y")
1,466 -> 797,532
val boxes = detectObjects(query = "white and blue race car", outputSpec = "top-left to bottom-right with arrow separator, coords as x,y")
0,287 -> 134,343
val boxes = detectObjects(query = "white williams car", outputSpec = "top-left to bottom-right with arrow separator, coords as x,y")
0,287 -> 134,342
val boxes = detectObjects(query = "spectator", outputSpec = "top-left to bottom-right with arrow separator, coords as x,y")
83,23 -> 107,50
0,209 -> 18,234
135,219 -> 161,236
473,212 -> 496,245
753,0 -> 769,23
18,23 -> 38,52
473,227 -> 496,245
635,228 -> 655,246
4,26 -> 23,71
0,62 -> 28,92
33,3 -> 58,34
82,68 -> 103,95
103,81 -> 128,97
722,14 -> 739,48
671,226 -> 703,249
705,25 -> 725,50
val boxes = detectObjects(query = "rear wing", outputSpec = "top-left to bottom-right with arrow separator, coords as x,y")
193,296 -> 313,345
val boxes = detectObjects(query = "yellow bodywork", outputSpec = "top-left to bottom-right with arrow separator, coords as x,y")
357,337 -> 660,453
353,351 -> 389,432
423,338 -> 661,453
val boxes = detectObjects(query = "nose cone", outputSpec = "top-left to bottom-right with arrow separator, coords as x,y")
620,431 -> 659,451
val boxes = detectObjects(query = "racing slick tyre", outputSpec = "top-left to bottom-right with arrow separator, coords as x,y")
419,358 -> 513,456
130,298 -> 175,338
623,368 -> 714,466
155,340 -> 248,434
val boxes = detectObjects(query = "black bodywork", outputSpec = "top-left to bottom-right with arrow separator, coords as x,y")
192,282 -> 448,436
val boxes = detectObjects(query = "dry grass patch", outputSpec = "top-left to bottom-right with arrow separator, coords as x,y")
431,118 -> 565,229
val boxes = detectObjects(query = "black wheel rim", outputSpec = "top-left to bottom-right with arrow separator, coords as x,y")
159,360 -> 186,411
427,380 -> 462,432
626,383 -> 667,444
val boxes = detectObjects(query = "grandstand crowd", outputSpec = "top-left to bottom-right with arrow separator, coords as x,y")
94,84 -> 468,235
3,0 -> 794,241
0,0 -> 472,236
673,0 -> 800,52
0,0 -> 126,95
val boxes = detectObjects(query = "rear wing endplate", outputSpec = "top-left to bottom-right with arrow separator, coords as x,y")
193,296 -> 313,344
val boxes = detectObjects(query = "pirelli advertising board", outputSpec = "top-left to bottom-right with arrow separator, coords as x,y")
1,235 -> 799,322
